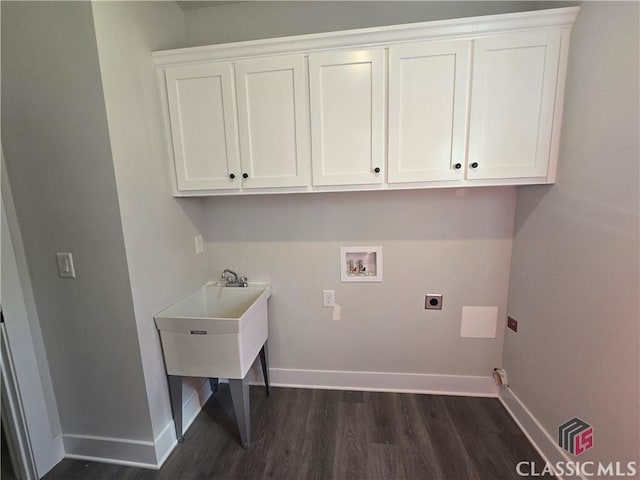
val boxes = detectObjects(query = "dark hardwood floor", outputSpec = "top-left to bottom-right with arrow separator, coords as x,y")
43,385 -> 553,480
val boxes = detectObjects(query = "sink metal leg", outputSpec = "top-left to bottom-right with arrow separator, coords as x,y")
229,376 -> 250,448
167,375 -> 184,443
259,344 -> 270,396
209,377 -> 219,394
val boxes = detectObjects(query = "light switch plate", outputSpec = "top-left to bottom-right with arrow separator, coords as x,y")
56,252 -> 76,278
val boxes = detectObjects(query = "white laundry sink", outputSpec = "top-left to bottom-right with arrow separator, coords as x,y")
154,282 -> 271,379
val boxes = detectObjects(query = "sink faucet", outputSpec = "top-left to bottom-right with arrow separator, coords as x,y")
220,269 -> 248,287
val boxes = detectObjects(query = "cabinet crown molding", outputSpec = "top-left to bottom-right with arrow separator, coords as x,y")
152,6 -> 579,66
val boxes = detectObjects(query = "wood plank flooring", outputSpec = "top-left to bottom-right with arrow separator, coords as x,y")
43,385 -> 553,480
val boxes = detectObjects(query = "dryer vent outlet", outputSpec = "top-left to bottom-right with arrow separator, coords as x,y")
425,294 -> 443,310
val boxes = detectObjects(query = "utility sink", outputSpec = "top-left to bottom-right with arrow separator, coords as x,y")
154,282 -> 271,379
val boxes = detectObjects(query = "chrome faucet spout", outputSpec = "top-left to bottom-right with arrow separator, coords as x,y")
221,269 -> 247,287
221,269 -> 238,283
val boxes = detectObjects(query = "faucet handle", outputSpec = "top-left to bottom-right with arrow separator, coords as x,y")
240,276 -> 248,287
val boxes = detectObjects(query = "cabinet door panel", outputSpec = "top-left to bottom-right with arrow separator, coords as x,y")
309,50 -> 385,186
388,40 -> 470,183
235,55 -> 310,188
165,63 -> 240,190
468,31 -> 561,179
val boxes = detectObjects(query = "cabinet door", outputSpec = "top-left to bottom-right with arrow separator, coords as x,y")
165,63 -> 240,190
388,40 -> 470,183
468,31 -> 561,180
309,49 -> 385,186
235,55 -> 310,189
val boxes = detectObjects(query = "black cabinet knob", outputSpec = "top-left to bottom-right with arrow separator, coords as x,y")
374,167 -> 381,173
242,173 -> 249,179
229,173 -> 235,179
471,162 -> 479,169
454,163 -> 462,170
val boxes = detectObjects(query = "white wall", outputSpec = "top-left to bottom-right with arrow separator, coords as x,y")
205,188 -> 516,390
1,158 -> 64,477
1,0 -> 153,459
2,0 -> 210,467
504,1 -> 639,467
91,0 -> 210,457
184,1 -> 538,46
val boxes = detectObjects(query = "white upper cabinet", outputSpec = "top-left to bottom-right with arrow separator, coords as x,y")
388,40 -> 470,183
309,49 -> 385,186
234,55 -> 310,188
154,7 -> 578,196
165,63 -> 240,191
467,30 -> 562,180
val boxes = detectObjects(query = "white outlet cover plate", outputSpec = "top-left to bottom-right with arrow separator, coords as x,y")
322,290 -> 335,307
195,235 -> 204,254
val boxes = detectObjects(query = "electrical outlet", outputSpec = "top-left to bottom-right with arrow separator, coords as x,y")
195,235 -> 204,254
322,290 -> 335,307
425,294 -> 443,310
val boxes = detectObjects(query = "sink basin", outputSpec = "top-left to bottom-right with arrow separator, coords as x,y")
154,282 -> 271,379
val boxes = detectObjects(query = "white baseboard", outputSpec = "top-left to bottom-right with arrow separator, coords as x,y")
36,435 -> 65,479
60,371 -> 496,469
63,433 -> 162,469
63,379 -> 213,469
153,421 -> 178,468
498,386 -> 584,480
268,367 -> 498,397
181,378 -> 214,434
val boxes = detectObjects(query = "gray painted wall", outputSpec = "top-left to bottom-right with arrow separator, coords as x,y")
1,157 -> 64,475
505,1 -> 639,466
184,1 -> 537,46
205,188 -> 516,378
91,1 -> 209,441
185,1 -> 535,46
3,0 -> 210,459
1,1 -> 153,441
